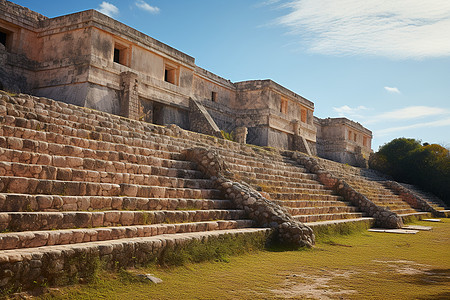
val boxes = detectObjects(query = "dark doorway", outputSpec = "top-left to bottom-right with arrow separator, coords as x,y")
152,102 -> 164,126
113,48 -> 121,63
0,32 -> 6,46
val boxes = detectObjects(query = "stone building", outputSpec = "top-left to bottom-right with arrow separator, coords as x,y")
0,0 -> 371,165
315,117 -> 372,167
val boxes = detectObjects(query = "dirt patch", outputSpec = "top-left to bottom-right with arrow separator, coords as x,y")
373,259 -> 431,275
271,270 -> 358,299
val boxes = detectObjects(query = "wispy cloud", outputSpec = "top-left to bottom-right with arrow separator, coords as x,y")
375,118 -> 450,136
384,86 -> 400,94
333,105 -> 449,125
97,2 -> 119,17
368,106 -> 448,123
276,0 -> 450,59
135,0 -> 160,14
257,0 -> 282,6
333,105 -> 369,118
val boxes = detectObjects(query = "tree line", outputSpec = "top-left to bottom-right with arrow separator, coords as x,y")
369,138 -> 450,206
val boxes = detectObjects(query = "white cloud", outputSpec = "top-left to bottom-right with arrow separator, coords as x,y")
277,0 -> 450,59
135,0 -> 160,14
375,118 -> 450,136
97,2 -> 119,17
333,105 -> 369,118
369,106 -> 448,123
384,86 -> 400,94
259,0 -> 282,6
333,105 -> 449,126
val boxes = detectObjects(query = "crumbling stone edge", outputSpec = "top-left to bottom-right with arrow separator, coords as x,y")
382,181 -> 444,218
184,147 -> 315,248
288,152 -> 403,229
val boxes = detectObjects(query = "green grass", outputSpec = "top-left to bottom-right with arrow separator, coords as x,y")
24,219 -> 450,299
220,130 -> 234,142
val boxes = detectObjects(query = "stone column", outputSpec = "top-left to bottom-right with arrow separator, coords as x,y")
120,71 -> 139,120
234,127 -> 248,144
292,120 -> 312,155
292,120 -> 301,136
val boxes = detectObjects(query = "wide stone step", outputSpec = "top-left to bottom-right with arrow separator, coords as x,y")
2,100 -> 253,170
224,158 -> 308,174
367,198 -> 413,205
0,209 -> 246,232
0,177 -> 222,199
273,199 -> 353,208
353,187 -> 397,196
267,192 -> 343,201
2,97 -> 216,154
235,170 -> 317,183
229,163 -> 316,180
0,161 -> 212,188
398,211 -> 433,222
0,228 -> 270,289
288,206 -> 359,216
244,178 -> 328,190
305,217 -> 375,232
349,183 -> 395,193
1,105 -> 185,155
364,196 -> 406,204
261,186 -> 335,195
391,208 -> 420,214
0,126 -> 187,167
3,100 -> 312,183
0,219 -> 254,250
3,96 -> 266,170
294,212 -> 365,223
2,95 -> 243,157
0,121 -> 184,164
0,194 -> 232,212
0,146 -> 203,179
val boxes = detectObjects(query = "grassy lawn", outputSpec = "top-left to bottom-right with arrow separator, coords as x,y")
31,219 -> 450,299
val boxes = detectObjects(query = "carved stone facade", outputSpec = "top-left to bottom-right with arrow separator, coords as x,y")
315,117 -> 372,166
0,0 -> 371,166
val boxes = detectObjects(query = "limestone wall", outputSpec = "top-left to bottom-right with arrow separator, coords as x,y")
315,117 -> 372,167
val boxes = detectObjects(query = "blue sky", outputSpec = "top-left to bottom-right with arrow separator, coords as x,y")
13,0 -> 450,150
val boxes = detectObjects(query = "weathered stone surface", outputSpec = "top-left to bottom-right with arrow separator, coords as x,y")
185,147 -> 315,247
290,152 -> 403,229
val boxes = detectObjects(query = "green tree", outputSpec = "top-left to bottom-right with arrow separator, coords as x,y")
369,138 -> 450,206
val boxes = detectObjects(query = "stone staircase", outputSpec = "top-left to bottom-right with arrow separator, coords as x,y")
1,90 -> 445,290
314,157 -> 437,221
0,92 -> 270,289
398,183 -> 450,217
217,150 -> 370,227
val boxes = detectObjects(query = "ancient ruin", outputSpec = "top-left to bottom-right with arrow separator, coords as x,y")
0,0 -> 448,292
0,0 -> 371,166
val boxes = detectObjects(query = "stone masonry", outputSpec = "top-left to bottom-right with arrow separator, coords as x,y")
185,147 -> 315,248
0,0 -> 372,167
0,89 -> 447,291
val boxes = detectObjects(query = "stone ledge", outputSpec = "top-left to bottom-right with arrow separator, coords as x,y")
0,228 -> 270,290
